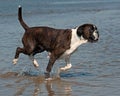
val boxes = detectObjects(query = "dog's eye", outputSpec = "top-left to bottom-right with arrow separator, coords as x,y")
95,27 -> 97,30
89,28 -> 94,32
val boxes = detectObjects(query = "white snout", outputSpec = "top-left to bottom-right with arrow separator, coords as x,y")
93,31 -> 98,40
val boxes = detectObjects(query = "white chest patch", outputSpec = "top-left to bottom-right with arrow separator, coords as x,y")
61,28 -> 88,58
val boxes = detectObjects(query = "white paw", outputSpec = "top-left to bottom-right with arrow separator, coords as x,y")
33,60 -> 39,67
12,58 -> 18,65
60,64 -> 72,71
47,52 -> 51,59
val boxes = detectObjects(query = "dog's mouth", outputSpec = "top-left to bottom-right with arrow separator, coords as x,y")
88,38 -> 99,43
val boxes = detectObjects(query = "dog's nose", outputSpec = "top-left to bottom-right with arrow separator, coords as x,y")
95,38 -> 99,41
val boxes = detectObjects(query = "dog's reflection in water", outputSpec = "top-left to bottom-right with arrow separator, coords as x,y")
14,76 -> 72,96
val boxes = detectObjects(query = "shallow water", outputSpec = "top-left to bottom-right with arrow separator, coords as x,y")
0,0 -> 120,96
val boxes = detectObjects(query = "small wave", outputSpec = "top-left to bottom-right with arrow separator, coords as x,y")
60,72 -> 94,78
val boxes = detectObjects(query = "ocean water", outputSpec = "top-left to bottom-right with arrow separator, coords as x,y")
0,0 -> 120,96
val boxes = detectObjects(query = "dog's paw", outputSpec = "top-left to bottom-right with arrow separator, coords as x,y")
33,60 -> 39,67
44,72 -> 51,79
47,52 -> 51,59
12,58 -> 18,65
60,64 -> 72,71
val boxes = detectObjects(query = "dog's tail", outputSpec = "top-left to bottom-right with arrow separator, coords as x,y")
18,5 -> 29,30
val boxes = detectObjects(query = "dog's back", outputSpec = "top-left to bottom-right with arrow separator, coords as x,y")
22,26 -> 71,52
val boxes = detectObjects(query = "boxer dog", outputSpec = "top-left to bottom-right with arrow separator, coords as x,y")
13,6 -> 99,78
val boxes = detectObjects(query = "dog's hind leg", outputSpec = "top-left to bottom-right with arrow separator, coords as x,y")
29,54 -> 39,67
29,46 -> 45,67
13,47 -> 25,64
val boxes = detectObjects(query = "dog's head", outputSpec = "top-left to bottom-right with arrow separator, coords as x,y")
77,24 -> 99,42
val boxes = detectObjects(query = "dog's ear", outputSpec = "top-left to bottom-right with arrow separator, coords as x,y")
77,26 -> 83,37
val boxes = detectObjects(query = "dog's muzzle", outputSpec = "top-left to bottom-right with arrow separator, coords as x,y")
89,30 -> 99,42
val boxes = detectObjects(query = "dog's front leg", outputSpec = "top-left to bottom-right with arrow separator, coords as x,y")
56,56 -> 72,77
45,53 -> 57,78
60,56 -> 72,71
